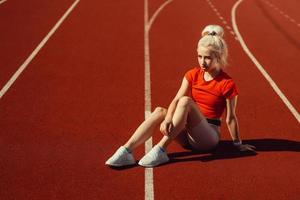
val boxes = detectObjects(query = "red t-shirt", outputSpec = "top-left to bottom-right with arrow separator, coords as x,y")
185,67 -> 238,119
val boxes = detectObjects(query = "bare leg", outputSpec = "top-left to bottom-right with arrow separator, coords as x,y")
174,129 -> 192,149
124,107 -> 166,152
157,96 -> 205,150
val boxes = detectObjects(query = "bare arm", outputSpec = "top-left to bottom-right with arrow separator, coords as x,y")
160,77 -> 190,134
226,96 -> 255,151
226,96 -> 240,142
165,78 -> 190,120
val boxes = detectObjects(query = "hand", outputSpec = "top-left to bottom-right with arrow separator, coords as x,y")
160,120 -> 174,136
236,144 -> 256,152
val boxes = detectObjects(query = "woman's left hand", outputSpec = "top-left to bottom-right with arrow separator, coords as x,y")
236,144 -> 256,152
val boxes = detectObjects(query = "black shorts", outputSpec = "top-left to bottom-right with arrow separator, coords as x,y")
206,118 -> 221,126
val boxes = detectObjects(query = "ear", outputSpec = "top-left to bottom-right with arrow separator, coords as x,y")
212,52 -> 221,62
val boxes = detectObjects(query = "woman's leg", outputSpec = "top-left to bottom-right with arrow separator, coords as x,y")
186,122 -> 220,151
124,107 -> 167,151
168,125 -> 219,151
138,96 -> 208,167
139,96 -> 221,167
105,107 -> 166,167
174,129 -> 191,149
157,96 -> 205,149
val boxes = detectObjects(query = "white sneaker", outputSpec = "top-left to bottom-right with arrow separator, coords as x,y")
105,146 -> 136,167
138,145 -> 169,167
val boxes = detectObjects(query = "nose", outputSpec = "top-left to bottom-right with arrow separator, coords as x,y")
200,58 -> 205,66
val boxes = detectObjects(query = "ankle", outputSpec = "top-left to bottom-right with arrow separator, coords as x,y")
123,145 -> 132,153
157,145 -> 166,152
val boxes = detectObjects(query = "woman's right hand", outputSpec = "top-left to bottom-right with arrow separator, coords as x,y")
160,120 -> 174,136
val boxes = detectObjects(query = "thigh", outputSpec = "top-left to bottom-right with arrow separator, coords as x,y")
187,119 -> 220,151
174,129 -> 192,150
185,98 -> 206,128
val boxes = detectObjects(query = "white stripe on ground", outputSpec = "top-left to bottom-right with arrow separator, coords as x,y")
231,0 -> 300,123
262,0 -> 300,29
147,0 -> 173,31
0,0 -> 80,100
144,0 -> 154,199
144,1 -> 173,200
206,0 -> 238,40
0,0 -> 7,5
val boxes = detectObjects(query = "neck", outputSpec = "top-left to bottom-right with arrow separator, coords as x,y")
206,67 -> 221,79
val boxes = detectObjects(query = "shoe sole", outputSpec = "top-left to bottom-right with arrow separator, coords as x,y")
105,162 -> 136,167
138,159 -> 169,168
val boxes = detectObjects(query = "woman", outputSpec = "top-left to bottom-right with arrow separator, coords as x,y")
105,25 -> 255,168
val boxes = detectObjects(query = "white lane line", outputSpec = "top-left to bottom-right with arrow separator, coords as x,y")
262,0 -> 300,29
144,1 -> 173,199
144,0 -> 154,199
232,0 -> 300,123
205,0 -> 238,40
147,0 -> 173,31
0,0 -> 7,5
0,0 -> 80,100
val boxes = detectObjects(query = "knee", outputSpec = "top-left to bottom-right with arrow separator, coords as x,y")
177,96 -> 193,108
153,107 -> 167,118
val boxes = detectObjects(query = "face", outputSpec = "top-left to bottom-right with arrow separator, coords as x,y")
197,46 -> 217,72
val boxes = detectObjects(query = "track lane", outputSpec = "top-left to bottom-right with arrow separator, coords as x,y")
1,0 -> 299,199
150,0 -> 300,199
236,0 -> 300,113
0,0 -> 74,89
0,0 -> 145,199
265,0 -> 300,22
0,0 -> 81,99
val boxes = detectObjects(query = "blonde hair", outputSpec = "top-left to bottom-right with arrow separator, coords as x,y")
197,25 -> 228,66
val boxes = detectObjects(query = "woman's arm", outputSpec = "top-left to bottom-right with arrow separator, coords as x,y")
160,78 -> 190,135
226,96 -> 255,151
226,96 -> 240,142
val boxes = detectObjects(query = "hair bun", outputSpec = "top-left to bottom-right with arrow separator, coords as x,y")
207,31 -> 217,36
201,25 -> 224,38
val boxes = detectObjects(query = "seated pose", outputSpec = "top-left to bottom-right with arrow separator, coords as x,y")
105,24 -> 255,168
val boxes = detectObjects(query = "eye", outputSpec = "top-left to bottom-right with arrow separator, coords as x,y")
198,55 -> 202,58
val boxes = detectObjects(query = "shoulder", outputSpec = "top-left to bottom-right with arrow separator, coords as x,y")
218,71 -> 238,98
185,67 -> 201,81
220,70 -> 233,80
185,67 -> 201,75
217,70 -> 236,85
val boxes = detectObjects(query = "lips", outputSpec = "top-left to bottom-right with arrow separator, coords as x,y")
201,65 -> 208,70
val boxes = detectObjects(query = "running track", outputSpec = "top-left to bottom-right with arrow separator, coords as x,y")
0,0 -> 299,199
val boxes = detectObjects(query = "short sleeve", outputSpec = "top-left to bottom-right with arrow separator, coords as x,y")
184,68 -> 195,85
222,80 -> 238,99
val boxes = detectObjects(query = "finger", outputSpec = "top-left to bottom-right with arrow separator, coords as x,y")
245,144 -> 256,149
240,146 -> 254,152
250,146 -> 256,151
245,145 -> 256,151
168,124 -> 173,133
164,129 -> 170,136
246,147 -> 255,151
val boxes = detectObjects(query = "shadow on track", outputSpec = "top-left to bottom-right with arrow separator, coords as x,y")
167,138 -> 300,164
108,163 -> 139,170
107,139 -> 300,169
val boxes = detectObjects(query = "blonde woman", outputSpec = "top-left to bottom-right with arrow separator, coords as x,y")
105,25 -> 255,168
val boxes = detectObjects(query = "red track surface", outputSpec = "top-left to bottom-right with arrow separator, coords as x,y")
0,0 -> 299,199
